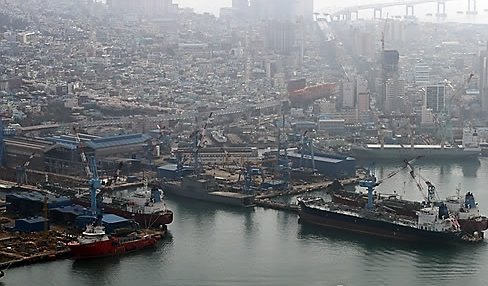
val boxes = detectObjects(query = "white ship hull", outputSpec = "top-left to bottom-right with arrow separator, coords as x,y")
350,144 -> 480,160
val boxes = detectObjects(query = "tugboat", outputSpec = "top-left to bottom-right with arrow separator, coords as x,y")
68,223 -> 162,259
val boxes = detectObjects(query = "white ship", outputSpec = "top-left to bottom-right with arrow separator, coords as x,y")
350,127 -> 481,160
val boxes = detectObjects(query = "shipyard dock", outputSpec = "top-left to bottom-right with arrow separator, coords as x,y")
0,230 -> 72,269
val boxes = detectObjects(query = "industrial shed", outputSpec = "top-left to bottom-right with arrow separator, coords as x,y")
15,217 -> 49,232
6,192 -> 72,217
287,152 -> 356,179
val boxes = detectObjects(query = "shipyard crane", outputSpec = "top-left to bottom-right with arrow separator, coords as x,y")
146,124 -> 171,164
360,156 -> 422,209
73,127 -> 101,216
276,114 -> 290,189
94,161 -> 124,208
105,161 -> 124,186
15,152 -> 36,185
299,130 -> 316,171
237,164 -> 264,195
405,160 -> 439,204
189,112 -> 213,176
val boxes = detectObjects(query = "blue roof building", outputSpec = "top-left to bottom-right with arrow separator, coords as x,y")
6,192 -> 72,217
15,216 -> 49,232
43,133 -> 152,175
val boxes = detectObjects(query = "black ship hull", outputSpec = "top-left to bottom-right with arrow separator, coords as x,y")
298,201 -> 477,243
162,183 -> 255,208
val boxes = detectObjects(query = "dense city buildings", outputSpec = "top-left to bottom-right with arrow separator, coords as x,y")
1,0 -> 488,174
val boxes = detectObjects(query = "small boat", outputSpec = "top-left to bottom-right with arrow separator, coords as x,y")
67,224 -> 162,259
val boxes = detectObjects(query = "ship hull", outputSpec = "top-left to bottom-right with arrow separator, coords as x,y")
459,218 -> 488,233
68,234 -> 162,260
68,239 -> 119,259
350,145 -> 480,160
163,183 -> 254,208
298,202 -> 469,243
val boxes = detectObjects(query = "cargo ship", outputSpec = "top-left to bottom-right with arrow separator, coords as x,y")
161,175 -> 255,208
327,181 -> 488,234
68,224 -> 162,259
74,186 -> 173,227
298,197 -> 482,243
349,144 -> 480,160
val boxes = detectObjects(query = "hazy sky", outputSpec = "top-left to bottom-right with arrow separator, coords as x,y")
173,0 -> 469,16
173,0 -> 377,15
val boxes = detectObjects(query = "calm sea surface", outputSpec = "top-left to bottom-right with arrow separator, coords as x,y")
3,157 -> 488,286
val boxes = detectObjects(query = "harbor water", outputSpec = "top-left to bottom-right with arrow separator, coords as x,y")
3,158 -> 488,286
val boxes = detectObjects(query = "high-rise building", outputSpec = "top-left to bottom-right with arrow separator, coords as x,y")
424,85 -> 446,113
342,81 -> 355,108
414,64 -> 430,86
352,29 -> 374,60
250,0 -> 313,23
382,50 -> 399,76
480,46 -> 488,113
379,50 -> 400,112
265,21 -> 296,54
356,77 -> 370,112
384,20 -> 405,48
232,0 -> 248,17
384,77 -> 405,114
107,0 -> 175,17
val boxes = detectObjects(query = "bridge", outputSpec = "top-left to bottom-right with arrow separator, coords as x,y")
327,0 -> 477,21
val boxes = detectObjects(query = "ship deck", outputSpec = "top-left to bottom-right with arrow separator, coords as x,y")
304,200 -> 418,228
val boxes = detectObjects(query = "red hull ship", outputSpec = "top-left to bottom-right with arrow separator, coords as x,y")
68,224 -> 163,259
74,186 -> 173,227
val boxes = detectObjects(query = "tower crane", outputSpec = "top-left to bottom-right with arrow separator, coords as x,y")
299,130 -> 316,172
189,112 -> 213,176
405,160 -> 439,204
0,118 -> 6,168
360,156 -> 422,209
15,152 -> 36,185
276,114 -> 290,189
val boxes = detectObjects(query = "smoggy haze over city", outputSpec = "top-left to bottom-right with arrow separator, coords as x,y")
174,0 -> 474,15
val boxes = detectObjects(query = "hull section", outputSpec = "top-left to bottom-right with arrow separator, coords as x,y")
163,183 -> 255,207
68,239 -> 118,259
68,233 -> 162,260
350,145 -> 480,160
459,218 -> 488,234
